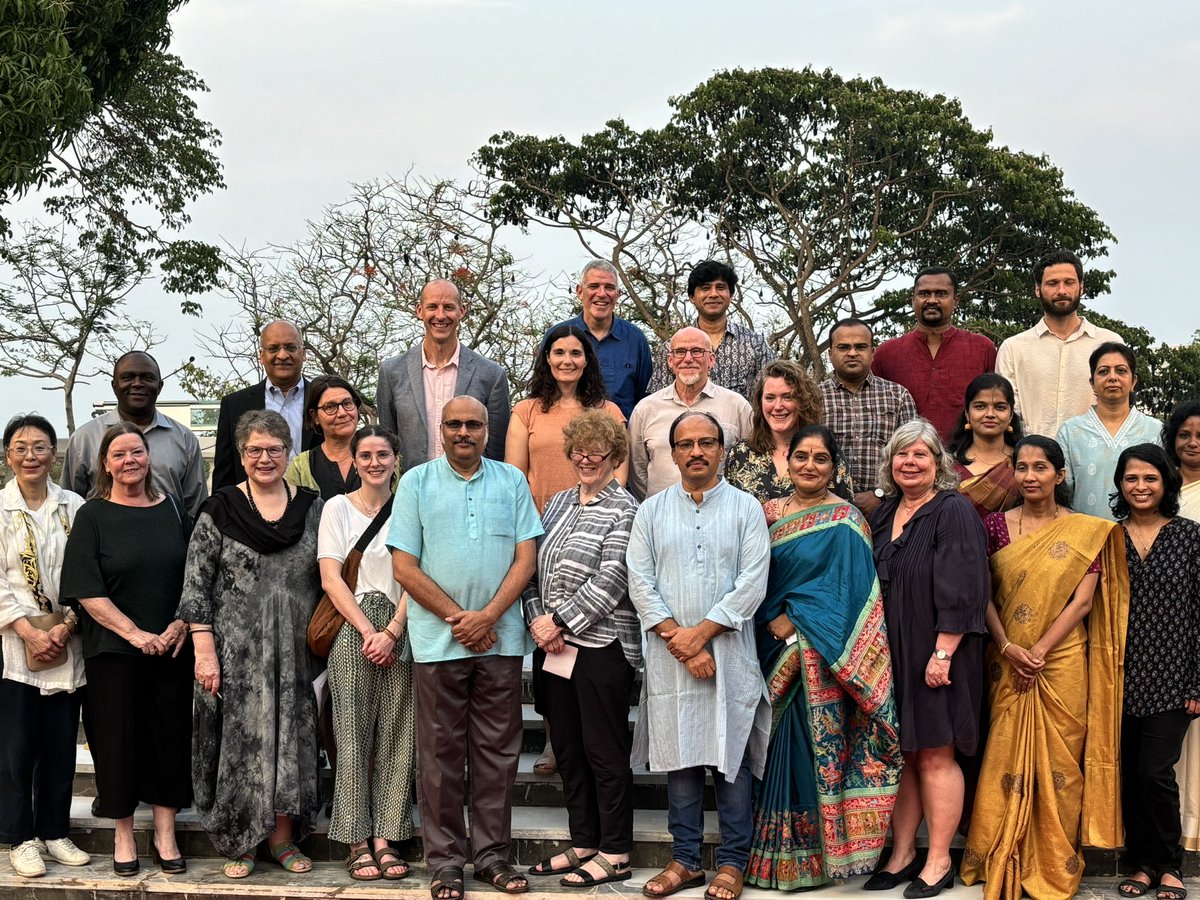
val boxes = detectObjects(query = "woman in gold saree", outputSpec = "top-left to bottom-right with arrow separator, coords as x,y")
961,435 -> 1128,900
946,374 -> 1024,519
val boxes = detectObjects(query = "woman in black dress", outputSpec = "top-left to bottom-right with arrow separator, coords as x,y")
866,419 -> 989,899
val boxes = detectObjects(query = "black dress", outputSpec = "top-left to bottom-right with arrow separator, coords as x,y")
870,490 -> 989,754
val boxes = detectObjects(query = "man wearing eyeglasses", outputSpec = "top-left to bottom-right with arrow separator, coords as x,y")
212,320 -> 322,491
628,328 -> 752,499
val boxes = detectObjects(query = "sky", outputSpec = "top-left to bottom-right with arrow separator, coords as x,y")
4,0 -> 1199,432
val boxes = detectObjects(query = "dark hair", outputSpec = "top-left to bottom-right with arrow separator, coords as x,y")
351,424 -> 400,458
1013,435 -> 1073,508
746,359 -> 822,455
1033,249 -> 1084,286
788,423 -> 841,461
1112,442 -> 1181,519
1162,400 -> 1200,468
829,318 -> 874,343
914,267 -> 958,293
669,410 -> 724,449
4,414 -> 56,450
947,373 -> 1024,465
305,374 -> 364,432
530,324 -> 607,412
1088,341 -> 1136,378
686,260 -> 737,297
93,422 -> 159,501
112,349 -> 161,375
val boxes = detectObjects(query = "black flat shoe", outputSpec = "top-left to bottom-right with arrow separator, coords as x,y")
864,855 -> 922,891
903,867 -> 955,899
152,839 -> 187,874
112,856 -> 140,877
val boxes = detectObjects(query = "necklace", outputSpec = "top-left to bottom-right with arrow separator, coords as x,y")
783,492 -> 828,516
351,491 -> 385,519
1017,504 -> 1059,536
899,488 -> 935,515
246,480 -> 292,526
1125,518 -> 1166,557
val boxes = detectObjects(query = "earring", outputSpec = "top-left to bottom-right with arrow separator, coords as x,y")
1007,424 -> 1014,432
964,423 -> 972,431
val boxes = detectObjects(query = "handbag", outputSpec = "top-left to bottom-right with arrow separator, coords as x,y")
307,499 -> 393,658
24,611 -> 68,672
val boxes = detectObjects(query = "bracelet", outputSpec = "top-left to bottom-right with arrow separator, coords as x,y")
383,626 -> 400,642
189,624 -> 214,634
999,640 -> 1011,656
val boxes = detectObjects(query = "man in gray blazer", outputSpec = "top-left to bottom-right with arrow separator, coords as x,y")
376,279 -> 511,468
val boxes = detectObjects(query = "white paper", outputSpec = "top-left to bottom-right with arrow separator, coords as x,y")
785,633 -> 799,646
542,643 -> 578,679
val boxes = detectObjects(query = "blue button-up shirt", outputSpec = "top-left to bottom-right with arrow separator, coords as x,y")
551,315 -> 652,419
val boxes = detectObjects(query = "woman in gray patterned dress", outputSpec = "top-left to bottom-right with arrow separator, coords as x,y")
177,410 -> 324,879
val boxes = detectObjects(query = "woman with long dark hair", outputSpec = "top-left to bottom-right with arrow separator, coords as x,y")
946,374 -> 1024,518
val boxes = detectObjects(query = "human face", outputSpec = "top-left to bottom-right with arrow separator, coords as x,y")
671,416 -> 723,492
353,436 -> 397,489
5,426 -> 55,489
891,440 -> 938,497
690,279 -> 732,323
314,387 -> 359,439
547,336 -> 586,389
575,267 -> 620,328
829,324 -> 875,382
666,329 -> 714,388
240,430 -> 287,487
1121,459 -> 1165,517
761,376 -> 800,438
912,274 -> 957,329
111,353 -> 162,420
1174,415 -> 1200,477
417,282 -> 465,345
440,397 -> 487,474
259,322 -> 306,390
569,445 -> 616,494
966,387 -> 1013,439
1035,263 -> 1083,319
788,435 -> 835,499
105,433 -> 151,489
1014,444 -> 1064,505
1089,352 -> 1136,405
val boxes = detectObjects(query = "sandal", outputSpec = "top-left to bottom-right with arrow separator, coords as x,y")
347,848 -> 381,881
431,864 -> 465,900
705,864 -> 745,900
1119,868 -> 1159,897
529,847 -> 597,875
643,860 -> 706,898
1157,870 -> 1187,900
374,845 -> 411,880
223,852 -> 256,879
475,861 -> 530,894
533,746 -> 557,775
561,855 -> 632,887
269,840 -> 312,873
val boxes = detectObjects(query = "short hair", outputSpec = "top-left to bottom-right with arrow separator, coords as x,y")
235,409 -> 293,455
1033,249 -> 1084,286
747,359 -> 823,455
112,350 -> 161,376
947,373 -> 1025,465
93,422 -> 159,501
4,413 -> 56,450
562,409 -> 629,468
1162,400 -> 1200,468
530,324 -> 608,412
1013,435 -> 1073,508
668,410 -> 724,449
1111,442 -> 1181,519
1088,341 -> 1136,378
687,260 -> 737,296
875,418 -> 960,497
829,318 -> 874,343
304,374 -> 364,432
913,267 -> 958,293
579,260 -> 619,284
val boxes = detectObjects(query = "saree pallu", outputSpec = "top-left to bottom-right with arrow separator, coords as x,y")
745,503 -> 901,890
961,515 -> 1128,900
957,460 -> 1020,519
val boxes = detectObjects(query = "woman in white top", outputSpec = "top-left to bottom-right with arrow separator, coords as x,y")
0,414 -> 89,878
317,425 -> 415,883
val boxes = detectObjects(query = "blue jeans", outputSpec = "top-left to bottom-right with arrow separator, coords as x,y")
666,759 -> 753,871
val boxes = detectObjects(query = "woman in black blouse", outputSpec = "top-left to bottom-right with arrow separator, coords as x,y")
1114,443 -> 1200,900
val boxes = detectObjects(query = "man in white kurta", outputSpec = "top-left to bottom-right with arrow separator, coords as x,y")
627,411 -> 770,899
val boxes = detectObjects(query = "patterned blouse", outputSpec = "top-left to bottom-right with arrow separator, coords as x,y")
724,441 -> 855,506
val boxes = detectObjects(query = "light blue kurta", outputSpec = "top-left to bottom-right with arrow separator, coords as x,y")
1057,406 -> 1162,520
626,479 -> 771,780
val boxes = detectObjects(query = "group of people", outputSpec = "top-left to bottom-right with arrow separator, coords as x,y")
1,249 -> 1198,900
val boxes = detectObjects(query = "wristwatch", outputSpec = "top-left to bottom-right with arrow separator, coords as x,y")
551,612 -> 567,630
933,648 -> 952,661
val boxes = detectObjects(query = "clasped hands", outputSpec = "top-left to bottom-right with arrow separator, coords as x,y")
24,622 -> 70,663
446,609 -> 498,652
530,614 -> 566,654
129,619 -> 189,658
1001,641 -> 1045,694
661,624 -> 715,680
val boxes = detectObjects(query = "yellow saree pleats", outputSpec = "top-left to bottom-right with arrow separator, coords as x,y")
961,515 -> 1128,900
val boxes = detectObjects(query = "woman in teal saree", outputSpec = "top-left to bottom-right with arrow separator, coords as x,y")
746,425 -> 902,890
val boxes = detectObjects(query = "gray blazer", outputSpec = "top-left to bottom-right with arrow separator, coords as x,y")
375,342 -> 511,469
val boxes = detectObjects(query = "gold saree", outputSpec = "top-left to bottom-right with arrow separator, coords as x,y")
961,514 -> 1128,900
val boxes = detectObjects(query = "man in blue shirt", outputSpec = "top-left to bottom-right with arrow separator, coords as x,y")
546,261 -> 652,419
388,395 -> 543,898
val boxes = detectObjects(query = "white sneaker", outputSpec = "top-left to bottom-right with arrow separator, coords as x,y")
42,837 -> 90,866
9,840 -> 46,878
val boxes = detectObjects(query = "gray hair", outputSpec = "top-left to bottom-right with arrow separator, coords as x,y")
235,409 -> 293,455
579,260 -> 619,284
875,418 -> 960,497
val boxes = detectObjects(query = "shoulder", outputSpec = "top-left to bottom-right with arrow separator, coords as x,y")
513,397 -> 536,420
956,328 -> 997,351
66,415 -> 106,446
219,381 -> 263,408
48,483 -> 86,513
600,400 -> 626,423
613,317 -> 650,345
483,458 -> 530,487
379,347 -> 418,378
706,382 -> 752,410
461,344 -> 506,375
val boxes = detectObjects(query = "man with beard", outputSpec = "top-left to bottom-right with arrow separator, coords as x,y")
628,327 -> 752,499
871,268 -> 996,440
997,249 -> 1124,436
388,395 -> 542,899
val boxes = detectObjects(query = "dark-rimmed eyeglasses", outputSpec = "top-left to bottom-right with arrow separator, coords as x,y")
569,450 -> 614,464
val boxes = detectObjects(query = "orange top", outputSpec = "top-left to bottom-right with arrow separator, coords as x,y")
513,398 -> 625,513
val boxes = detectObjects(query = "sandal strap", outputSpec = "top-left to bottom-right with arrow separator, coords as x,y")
649,860 -> 699,890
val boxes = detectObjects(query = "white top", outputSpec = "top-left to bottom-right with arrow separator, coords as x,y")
316,494 -> 401,605
0,480 -> 86,693
996,317 -> 1124,437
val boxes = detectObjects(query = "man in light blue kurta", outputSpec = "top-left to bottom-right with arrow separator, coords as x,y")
626,411 -> 770,896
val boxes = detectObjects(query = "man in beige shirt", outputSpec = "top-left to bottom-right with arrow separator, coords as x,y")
996,249 -> 1123,437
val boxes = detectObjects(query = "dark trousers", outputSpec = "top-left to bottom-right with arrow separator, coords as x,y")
1121,708 -> 1193,873
414,655 -> 522,870
0,665 -> 82,845
82,652 -> 193,819
542,640 -> 635,854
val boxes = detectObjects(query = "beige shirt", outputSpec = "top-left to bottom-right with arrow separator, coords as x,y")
628,381 -> 753,499
422,342 -> 461,460
996,317 -> 1124,437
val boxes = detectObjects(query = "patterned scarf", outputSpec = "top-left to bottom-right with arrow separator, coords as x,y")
13,505 -> 70,614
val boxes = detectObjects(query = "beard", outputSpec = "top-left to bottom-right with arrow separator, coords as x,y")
675,371 -> 705,387
1040,294 -> 1081,319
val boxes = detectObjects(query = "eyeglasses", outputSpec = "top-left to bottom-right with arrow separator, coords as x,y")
442,419 -> 486,432
243,445 -> 286,459
669,347 -> 711,359
318,398 -> 358,416
674,438 -> 720,452
569,450 -> 614,464
262,343 -> 301,355
355,450 -> 395,464
6,444 -> 52,458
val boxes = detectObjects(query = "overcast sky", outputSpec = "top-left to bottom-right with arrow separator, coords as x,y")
5,0 -> 1198,432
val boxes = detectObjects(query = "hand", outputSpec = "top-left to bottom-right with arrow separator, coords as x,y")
159,620 -> 189,658
925,655 -> 952,688
662,625 -> 708,662
21,625 -> 63,661
1001,642 -> 1044,679
529,614 -> 563,650
1186,698 -> 1200,716
194,652 -> 221,696
768,614 -> 796,642
447,609 -> 496,648
1013,672 -> 1037,694
542,633 -> 566,654
128,629 -> 166,655
463,629 -> 498,653
684,650 -> 716,679
362,630 -> 397,666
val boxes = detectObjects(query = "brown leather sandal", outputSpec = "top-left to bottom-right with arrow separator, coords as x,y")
704,865 -> 744,900
643,860 -> 706,897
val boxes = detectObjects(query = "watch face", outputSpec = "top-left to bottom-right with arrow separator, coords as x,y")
935,649 -> 949,660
